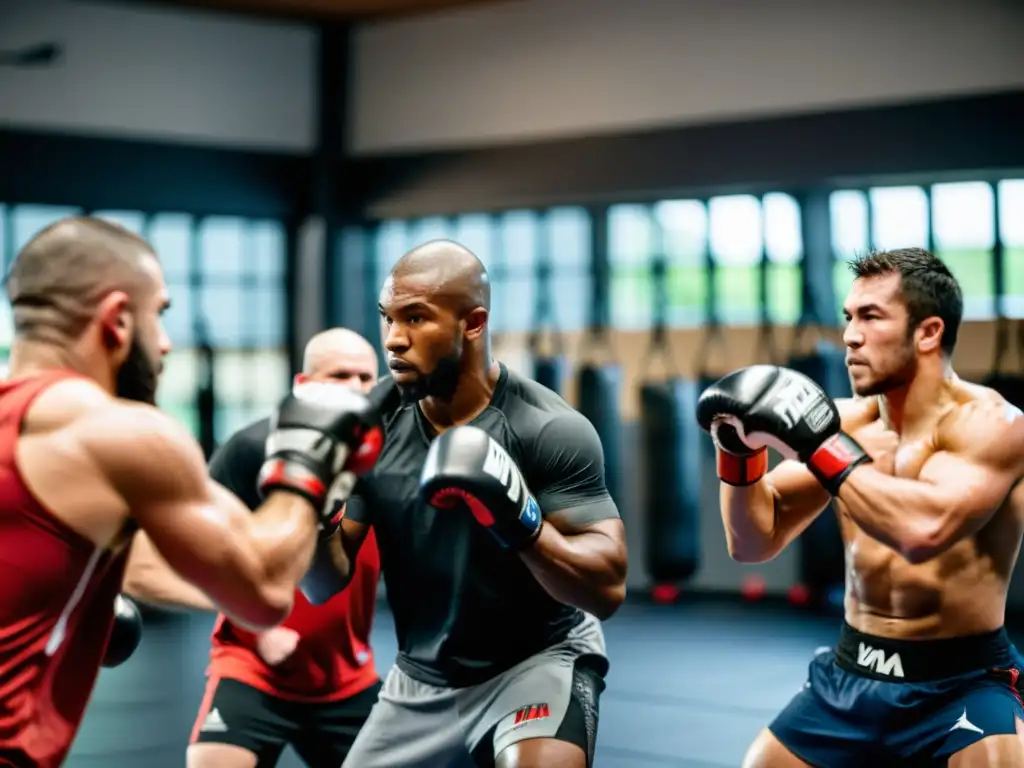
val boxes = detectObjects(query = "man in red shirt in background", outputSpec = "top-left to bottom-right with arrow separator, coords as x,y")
125,328 -> 383,768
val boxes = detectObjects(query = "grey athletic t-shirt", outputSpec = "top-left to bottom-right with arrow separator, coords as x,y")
347,363 -> 619,688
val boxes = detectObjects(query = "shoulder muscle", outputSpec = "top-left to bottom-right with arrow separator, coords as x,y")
938,397 -> 1024,475
22,377 -> 116,434
74,404 -> 208,511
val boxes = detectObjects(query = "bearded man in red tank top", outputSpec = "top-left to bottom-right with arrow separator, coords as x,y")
0,217 -> 383,767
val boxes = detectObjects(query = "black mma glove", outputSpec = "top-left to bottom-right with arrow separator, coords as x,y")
696,365 -> 871,496
420,425 -> 543,550
103,595 -> 142,668
258,383 -> 384,523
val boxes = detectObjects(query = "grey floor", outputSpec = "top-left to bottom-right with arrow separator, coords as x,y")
68,598 -> 993,767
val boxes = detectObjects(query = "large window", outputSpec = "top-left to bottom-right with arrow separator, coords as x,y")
931,182 -> 995,320
610,194 -> 801,330
608,204 -> 655,331
196,217 -> 289,444
496,211 -> 538,335
999,180 -> 1024,318
654,200 -> 707,327
0,206 -> 290,448
546,207 -> 591,333
708,194 -> 803,326
710,195 -> 762,326
831,182 -> 1019,322
4,205 -> 84,370
762,193 -> 803,325
374,219 -> 412,280
148,213 -> 199,432
830,189 -> 869,316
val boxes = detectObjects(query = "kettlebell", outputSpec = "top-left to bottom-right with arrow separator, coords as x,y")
102,594 -> 143,668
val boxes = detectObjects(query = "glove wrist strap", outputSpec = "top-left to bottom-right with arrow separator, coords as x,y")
806,432 -> 872,496
717,448 -> 768,487
259,457 -> 330,512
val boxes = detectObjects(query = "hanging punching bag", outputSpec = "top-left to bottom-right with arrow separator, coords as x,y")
983,318 -> 1024,410
577,354 -> 624,507
533,354 -> 566,394
195,319 -> 216,459
640,255 -> 700,583
576,212 -> 624,508
529,233 -> 567,395
642,378 -> 701,582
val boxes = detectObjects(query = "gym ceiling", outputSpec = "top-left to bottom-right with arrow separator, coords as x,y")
116,0 -> 509,22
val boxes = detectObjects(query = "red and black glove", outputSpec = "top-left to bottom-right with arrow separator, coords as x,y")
258,383 -> 384,523
420,425 -> 543,550
696,365 -> 871,495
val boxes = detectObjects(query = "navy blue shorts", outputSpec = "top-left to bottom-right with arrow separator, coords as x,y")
769,623 -> 1024,767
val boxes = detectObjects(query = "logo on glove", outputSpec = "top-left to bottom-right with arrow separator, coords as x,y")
481,437 -> 523,504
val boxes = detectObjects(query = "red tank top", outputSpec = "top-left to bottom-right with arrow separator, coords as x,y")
0,371 -> 129,767
207,527 -> 381,702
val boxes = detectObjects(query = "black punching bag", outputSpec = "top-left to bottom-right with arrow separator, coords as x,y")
577,363 -> 624,508
983,319 -> 1024,410
641,380 -> 701,582
196,320 -> 216,459
789,340 -> 850,595
533,355 -> 566,395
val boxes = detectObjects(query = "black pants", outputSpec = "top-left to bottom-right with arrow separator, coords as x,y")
191,678 -> 381,768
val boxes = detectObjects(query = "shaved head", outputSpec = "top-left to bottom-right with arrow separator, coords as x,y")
390,239 -> 490,314
5,215 -> 170,404
379,239 -> 492,405
7,216 -> 159,343
300,327 -> 378,392
303,328 -> 378,375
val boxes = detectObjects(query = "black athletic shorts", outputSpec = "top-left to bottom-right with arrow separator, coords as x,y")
191,677 -> 381,767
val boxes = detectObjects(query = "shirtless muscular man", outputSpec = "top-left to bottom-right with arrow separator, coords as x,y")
698,248 -> 1024,767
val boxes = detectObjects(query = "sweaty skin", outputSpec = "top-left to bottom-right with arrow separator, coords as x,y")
721,378 -> 1024,640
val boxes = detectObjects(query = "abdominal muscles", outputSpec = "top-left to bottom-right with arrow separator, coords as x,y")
842,510 -> 1017,639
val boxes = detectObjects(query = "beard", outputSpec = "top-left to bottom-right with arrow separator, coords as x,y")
396,349 -> 463,406
850,343 -> 917,397
116,337 -> 159,404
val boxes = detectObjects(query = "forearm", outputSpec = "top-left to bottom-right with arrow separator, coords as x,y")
124,532 -> 216,611
720,480 -> 779,563
837,466 -> 950,560
123,560 -> 216,612
519,524 -> 626,620
244,491 -> 320,611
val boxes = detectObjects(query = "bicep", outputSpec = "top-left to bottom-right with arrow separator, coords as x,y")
545,514 -> 624,545
918,452 -> 1012,524
529,415 -> 620,524
918,410 -> 1024,528
86,408 -> 254,590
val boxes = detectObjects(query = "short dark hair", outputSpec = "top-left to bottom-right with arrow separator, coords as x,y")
6,216 -> 157,343
848,247 -> 963,356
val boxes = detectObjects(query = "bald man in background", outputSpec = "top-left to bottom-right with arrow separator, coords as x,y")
124,328 -> 384,768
